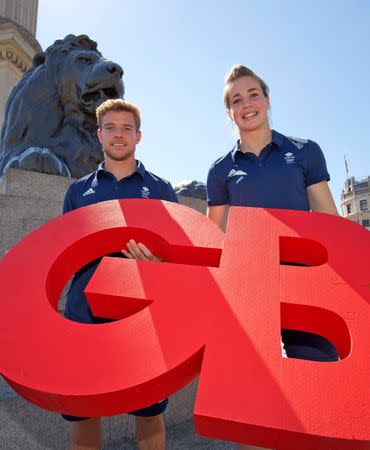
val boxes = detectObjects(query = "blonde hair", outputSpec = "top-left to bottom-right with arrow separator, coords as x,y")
96,99 -> 141,130
223,65 -> 269,109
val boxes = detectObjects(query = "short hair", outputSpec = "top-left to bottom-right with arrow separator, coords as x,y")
223,65 -> 269,109
96,99 -> 141,130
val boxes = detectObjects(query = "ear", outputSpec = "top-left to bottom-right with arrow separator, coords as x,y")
97,128 -> 102,143
135,130 -> 142,145
32,52 -> 45,66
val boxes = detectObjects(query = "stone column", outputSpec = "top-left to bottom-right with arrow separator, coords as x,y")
0,0 -> 41,128
0,0 -> 38,35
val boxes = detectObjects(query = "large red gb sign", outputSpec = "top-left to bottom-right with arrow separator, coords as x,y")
0,200 -> 369,449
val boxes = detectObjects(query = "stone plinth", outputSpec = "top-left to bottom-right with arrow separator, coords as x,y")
0,168 -> 207,257
0,168 -> 71,257
176,194 -> 207,215
0,168 -> 206,449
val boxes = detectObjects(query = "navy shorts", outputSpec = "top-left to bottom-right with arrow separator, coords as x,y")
282,329 -> 339,362
62,313 -> 168,422
62,398 -> 168,422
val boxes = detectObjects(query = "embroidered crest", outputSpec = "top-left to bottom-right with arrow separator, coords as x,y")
284,152 -> 295,164
141,186 -> 150,198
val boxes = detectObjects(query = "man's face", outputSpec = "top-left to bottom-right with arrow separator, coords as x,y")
97,110 -> 141,163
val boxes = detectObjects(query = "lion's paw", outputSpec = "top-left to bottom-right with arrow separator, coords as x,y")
4,147 -> 71,177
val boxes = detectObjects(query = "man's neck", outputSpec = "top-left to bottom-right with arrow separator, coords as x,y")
239,126 -> 272,156
104,158 -> 137,181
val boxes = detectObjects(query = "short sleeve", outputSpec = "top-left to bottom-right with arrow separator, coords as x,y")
63,183 -> 75,214
167,183 -> 179,203
304,140 -> 330,187
206,164 -> 229,206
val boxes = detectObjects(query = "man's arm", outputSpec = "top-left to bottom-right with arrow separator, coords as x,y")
307,181 -> 338,215
124,204 -> 228,260
123,185 -> 177,261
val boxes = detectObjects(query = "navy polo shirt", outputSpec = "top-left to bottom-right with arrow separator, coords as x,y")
64,160 -> 177,211
207,130 -> 330,211
63,161 -> 178,323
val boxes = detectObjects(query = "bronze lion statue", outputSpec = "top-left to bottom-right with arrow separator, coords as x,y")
0,34 -> 124,178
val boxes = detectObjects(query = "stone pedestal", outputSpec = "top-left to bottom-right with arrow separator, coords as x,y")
0,168 -> 207,257
0,168 -> 70,257
0,168 -> 205,449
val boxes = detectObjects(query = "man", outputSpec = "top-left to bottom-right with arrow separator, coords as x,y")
62,99 -> 177,450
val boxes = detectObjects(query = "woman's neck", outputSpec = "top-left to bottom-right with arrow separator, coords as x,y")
239,126 -> 272,156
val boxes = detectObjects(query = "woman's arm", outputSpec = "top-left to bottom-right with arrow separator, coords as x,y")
307,181 -> 338,215
207,205 -> 229,230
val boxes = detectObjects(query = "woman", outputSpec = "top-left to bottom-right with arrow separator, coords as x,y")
206,65 -> 339,450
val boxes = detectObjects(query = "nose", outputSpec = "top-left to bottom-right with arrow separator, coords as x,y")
114,128 -> 123,137
106,62 -> 124,78
242,98 -> 252,107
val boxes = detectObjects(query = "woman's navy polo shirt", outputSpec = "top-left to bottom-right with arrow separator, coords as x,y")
63,161 -> 178,324
207,130 -> 330,211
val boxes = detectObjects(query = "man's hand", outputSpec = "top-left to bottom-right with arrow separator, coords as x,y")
122,239 -> 163,262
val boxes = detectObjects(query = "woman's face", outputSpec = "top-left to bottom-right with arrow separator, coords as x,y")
226,76 -> 270,133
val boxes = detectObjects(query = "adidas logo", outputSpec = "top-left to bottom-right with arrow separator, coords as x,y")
228,169 -> 247,177
82,188 -> 95,196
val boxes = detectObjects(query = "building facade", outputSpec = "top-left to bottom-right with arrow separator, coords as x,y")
341,176 -> 370,230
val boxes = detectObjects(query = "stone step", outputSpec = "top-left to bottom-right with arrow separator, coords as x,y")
103,419 -> 235,449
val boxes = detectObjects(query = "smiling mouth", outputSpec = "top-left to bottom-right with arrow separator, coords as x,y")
242,112 -> 258,120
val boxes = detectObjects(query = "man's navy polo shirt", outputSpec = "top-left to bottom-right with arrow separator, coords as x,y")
63,161 -> 178,323
64,160 -> 177,211
207,130 -> 330,211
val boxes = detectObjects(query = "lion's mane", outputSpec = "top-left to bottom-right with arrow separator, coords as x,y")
0,34 -> 124,178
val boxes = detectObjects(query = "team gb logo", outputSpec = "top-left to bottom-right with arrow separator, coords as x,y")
284,152 -> 295,164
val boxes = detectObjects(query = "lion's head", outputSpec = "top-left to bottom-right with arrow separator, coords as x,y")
0,34 -> 124,178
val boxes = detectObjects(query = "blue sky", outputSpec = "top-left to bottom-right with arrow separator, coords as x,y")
37,0 -> 370,210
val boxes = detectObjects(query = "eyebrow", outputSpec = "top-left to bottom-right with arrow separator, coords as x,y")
103,123 -> 134,128
231,88 -> 259,99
